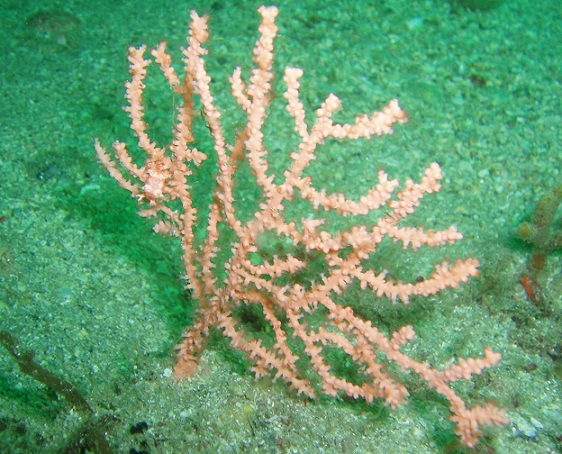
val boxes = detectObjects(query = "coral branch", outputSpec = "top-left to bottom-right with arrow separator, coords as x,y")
95,6 -> 506,447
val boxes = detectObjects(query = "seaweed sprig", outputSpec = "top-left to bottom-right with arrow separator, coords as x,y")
517,184 -> 562,277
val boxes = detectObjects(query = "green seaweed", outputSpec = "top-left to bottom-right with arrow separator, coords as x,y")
517,184 -> 562,277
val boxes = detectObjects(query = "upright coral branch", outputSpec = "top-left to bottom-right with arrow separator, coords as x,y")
95,6 -> 507,447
